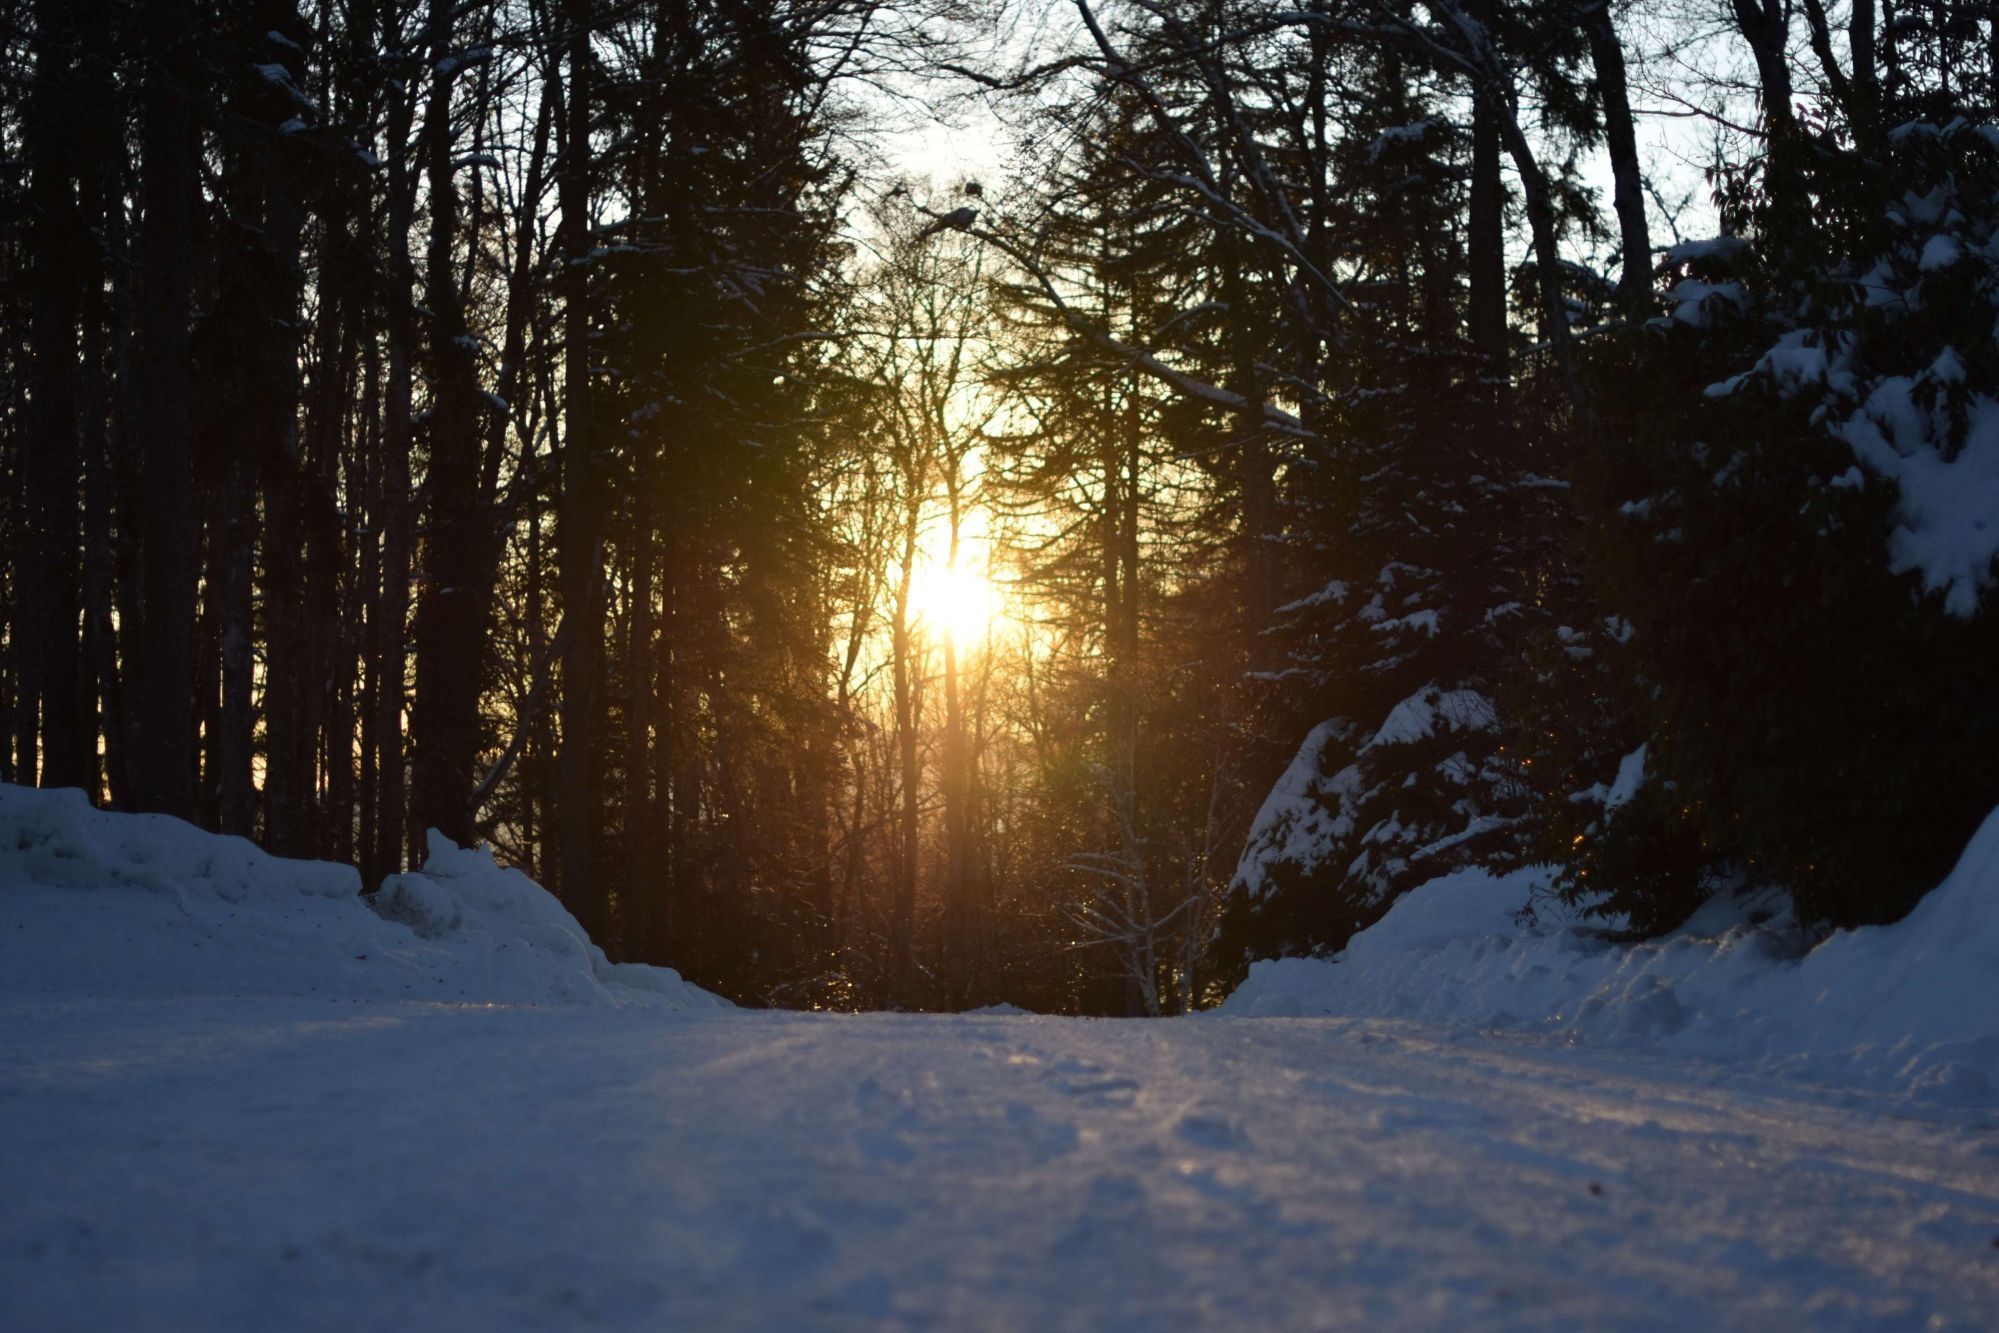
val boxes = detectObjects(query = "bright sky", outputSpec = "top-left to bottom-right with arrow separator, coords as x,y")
868,2 -> 1735,267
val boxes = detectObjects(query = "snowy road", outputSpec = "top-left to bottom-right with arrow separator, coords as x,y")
4,1002 -> 1997,1332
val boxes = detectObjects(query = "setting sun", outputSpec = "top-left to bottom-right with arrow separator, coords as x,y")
910,560 -> 1001,652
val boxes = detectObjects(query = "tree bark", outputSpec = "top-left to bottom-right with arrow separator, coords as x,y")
940,488 -> 973,1006
889,497 -> 921,992
129,0 -> 201,818
1580,1 -> 1652,318
624,503 -> 656,957
1485,75 -> 1589,413
20,0 -> 92,791
410,0 -> 499,850
78,6 -> 129,808
1853,0 -> 1877,94
557,0 -> 607,929
373,9 -> 419,877
1727,0 -> 1805,227
257,2 -> 312,855
1467,84 -> 1507,368
214,414 -> 256,834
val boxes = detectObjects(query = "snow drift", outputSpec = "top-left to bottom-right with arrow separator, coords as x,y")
1221,806 -> 1999,1103
0,783 -> 723,1010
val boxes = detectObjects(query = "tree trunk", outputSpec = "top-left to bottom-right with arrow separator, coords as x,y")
79,49 -> 128,808
306,223 -> 356,864
1489,86 -> 1588,414
1580,1 -> 1651,319
99,94 -> 141,811
215,423 -> 256,835
1854,0 -> 1877,93
1727,0 -> 1805,227
410,0 -> 497,850
1112,378 -> 1155,1017
889,495 -> 922,994
258,48 -> 311,856
20,0 -> 92,792
557,0 -> 607,930
624,504 -> 656,958
1467,83 -> 1507,369
129,0 -> 201,818
214,3 -> 305,836
940,491 -> 973,1006
357,343 -> 382,874
373,17 -> 419,877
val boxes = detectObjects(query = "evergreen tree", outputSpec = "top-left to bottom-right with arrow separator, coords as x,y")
1548,48 -> 1999,931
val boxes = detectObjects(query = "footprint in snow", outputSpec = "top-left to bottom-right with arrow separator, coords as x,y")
855,1127 -> 915,1163
1004,1100 -> 1080,1161
1174,1111 -> 1247,1151
854,1075 -> 914,1117
1173,1163 -> 1320,1238
817,1272 -> 895,1319
1045,1056 -> 1140,1104
737,1211 -> 833,1280
1055,1172 -> 1153,1252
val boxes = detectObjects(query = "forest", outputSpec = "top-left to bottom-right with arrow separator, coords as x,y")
4,0 -> 1997,1016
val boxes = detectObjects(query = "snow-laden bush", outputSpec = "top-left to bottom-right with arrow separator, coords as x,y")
1221,798 -> 1999,1103
1708,120 -> 1999,616
1538,121 -> 1999,933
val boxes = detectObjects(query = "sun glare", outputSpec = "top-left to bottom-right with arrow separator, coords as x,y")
911,560 -> 1001,652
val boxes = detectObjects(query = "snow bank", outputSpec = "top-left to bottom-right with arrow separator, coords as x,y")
1221,809 -> 1999,1103
0,784 -> 724,1010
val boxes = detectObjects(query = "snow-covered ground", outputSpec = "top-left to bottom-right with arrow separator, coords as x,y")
4,783 -> 1998,1329
6,1002 -> 1998,1330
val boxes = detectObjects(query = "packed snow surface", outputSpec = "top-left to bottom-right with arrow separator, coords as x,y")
4,785 -> 1998,1328
5,1003 -> 1998,1330
1223,803 -> 1999,1103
